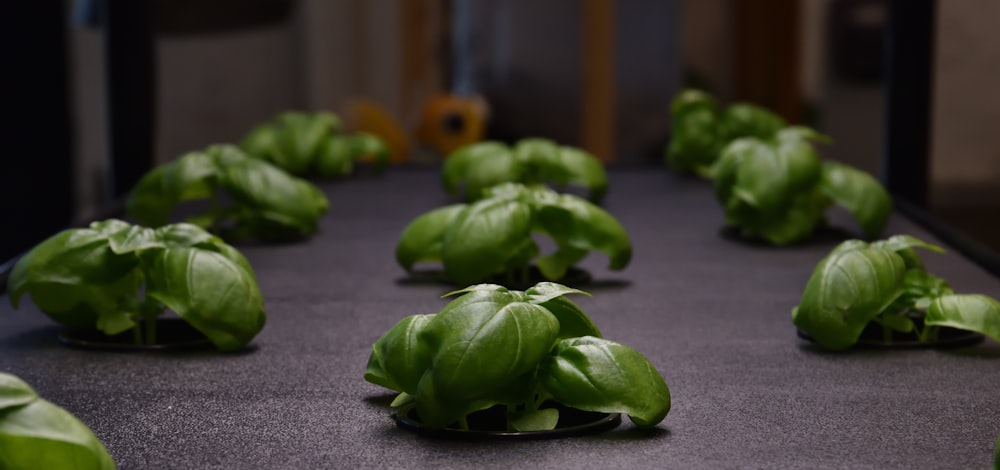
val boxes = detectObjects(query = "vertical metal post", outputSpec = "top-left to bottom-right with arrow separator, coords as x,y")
101,0 -> 156,198
883,0 -> 936,207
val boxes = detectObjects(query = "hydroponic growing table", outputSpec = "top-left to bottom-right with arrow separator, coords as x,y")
2,168 -> 998,469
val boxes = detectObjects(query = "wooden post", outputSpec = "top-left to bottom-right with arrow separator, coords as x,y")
581,0 -> 616,161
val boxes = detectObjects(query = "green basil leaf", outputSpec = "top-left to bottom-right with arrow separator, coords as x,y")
555,146 -> 608,203
871,234 -> 945,254
878,312 -> 915,333
273,112 -> 339,175
416,290 -> 559,426
315,136 -> 354,178
364,314 -> 435,394
442,141 -> 510,198
712,138 -> 766,202
535,194 -> 632,270
153,223 -> 219,248
535,246 -> 588,281
830,239 -> 871,255
240,124 -> 278,161
125,151 -> 218,227
389,392 -> 415,408
718,103 -> 785,143
107,225 -> 162,254
902,269 -> 954,304
17,271 -> 140,333
749,191 -> 828,246
926,294 -> 1000,343
793,247 -> 907,350
774,126 -> 832,144
666,106 -> 720,174
539,336 -> 671,427
9,229 -> 137,308
994,430 -> 999,470
349,133 -> 390,170
461,150 -> 519,200
396,204 -> 467,271
670,88 -> 717,115
0,374 -> 115,470
508,407 -> 559,432
514,138 -> 563,183
441,197 -> 533,284
524,282 -> 600,340
89,219 -> 132,236
95,308 -> 137,336
143,247 -> 266,351
441,284 -> 509,298
218,157 -> 329,236
538,296 -> 602,340
819,161 -> 892,239
0,374 -> 37,410
524,282 -> 591,305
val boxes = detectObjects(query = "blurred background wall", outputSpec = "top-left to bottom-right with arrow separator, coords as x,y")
53,0 -> 1000,254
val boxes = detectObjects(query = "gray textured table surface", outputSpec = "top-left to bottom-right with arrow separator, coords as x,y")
2,168 -> 998,469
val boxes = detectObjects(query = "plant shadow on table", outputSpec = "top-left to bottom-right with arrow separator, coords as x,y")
0,325 -> 65,351
394,269 -> 631,292
936,340 -> 1000,359
0,324 -> 260,357
718,226 -> 860,250
796,343 -> 891,357
363,393 -> 670,441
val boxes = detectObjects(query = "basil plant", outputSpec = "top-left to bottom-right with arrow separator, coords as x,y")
713,126 -> 891,245
397,183 -> 631,285
0,373 -> 115,469
665,89 -> 785,177
792,234 -> 1000,351
127,144 -> 329,241
241,111 -> 389,177
364,282 -> 671,431
8,219 -> 266,351
995,429 -> 999,470
443,138 -> 608,203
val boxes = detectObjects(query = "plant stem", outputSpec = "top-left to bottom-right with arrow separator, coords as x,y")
132,325 -> 143,346
458,415 -> 469,431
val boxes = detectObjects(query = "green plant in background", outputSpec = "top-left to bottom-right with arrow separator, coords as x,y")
665,89 -> 785,177
792,234 -> 1000,351
127,144 -> 329,241
396,183 -> 631,285
442,138 -> 608,202
241,111 -> 390,177
364,282 -> 670,431
0,373 -> 115,469
8,220 -> 265,351
712,126 -> 891,245
994,428 -> 999,470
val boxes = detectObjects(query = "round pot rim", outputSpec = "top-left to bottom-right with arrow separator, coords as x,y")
392,406 -> 622,439
58,318 -> 213,351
